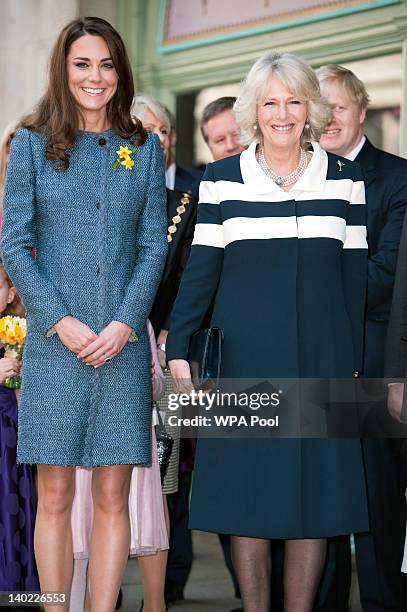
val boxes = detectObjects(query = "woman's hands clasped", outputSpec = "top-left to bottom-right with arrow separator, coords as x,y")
55,316 -> 132,367
77,321 -> 132,367
54,316 -> 98,354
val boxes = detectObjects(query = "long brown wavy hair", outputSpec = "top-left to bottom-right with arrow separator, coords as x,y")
20,16 -> 146,170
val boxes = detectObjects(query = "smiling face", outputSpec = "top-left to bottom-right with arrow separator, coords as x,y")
205,109 -> 245,161
67,34 -> 118,126
140,107 -> 172,167
319,78 -> 365,157
257,75 -> 308,153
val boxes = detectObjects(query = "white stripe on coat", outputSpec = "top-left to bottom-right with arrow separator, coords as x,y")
199,179 -> 366,205
223,216 -> 346,246
192,223 -> 224,248
199,180 -> 220,205
349,181 -> 366,205
343,225 -> 368,249
223,216 -> 298,245
192,217 -> 367,250
297,216 -> 346,241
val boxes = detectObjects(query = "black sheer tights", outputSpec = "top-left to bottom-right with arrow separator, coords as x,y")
231,536 -> 326,612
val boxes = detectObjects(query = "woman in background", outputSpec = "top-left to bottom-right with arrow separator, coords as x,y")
131,94 -> 186,502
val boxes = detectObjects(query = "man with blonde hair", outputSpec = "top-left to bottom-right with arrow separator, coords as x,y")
317,64 -> 407,612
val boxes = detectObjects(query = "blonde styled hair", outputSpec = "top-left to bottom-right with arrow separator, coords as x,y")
131,94 -> 171,133
234,51 -> 331,147
0,123 -> 16,211
316,64 -> 370,110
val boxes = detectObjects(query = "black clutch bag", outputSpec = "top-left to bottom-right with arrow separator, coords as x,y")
188,327 -> 224,390
155,407 -> 174,483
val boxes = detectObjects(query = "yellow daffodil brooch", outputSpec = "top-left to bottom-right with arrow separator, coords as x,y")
112,145 -> 136,171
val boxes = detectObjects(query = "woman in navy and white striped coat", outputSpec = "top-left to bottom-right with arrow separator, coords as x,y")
167,52 -> 369,611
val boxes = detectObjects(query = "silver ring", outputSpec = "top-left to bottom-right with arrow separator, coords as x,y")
104,354 -> 112,363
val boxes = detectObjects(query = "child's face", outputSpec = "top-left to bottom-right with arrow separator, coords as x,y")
0,272 -> 16,314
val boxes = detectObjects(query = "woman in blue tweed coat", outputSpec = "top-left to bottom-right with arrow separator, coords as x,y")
1,17 -> 167,611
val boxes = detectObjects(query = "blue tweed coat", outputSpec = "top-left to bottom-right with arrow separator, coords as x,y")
2,128 -> 168,467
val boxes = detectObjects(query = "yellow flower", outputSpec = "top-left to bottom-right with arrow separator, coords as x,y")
121,157 -> 135,170
113,144 -> 136,172
14,324 -> 24,343
116,146 -> 132,159
0,316 -> 26,347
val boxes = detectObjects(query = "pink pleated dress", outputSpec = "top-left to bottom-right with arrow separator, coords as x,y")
71,321 -> 168,557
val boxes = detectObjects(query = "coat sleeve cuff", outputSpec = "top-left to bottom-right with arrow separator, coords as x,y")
45,313 -> 73,338
112,316 -> 140,343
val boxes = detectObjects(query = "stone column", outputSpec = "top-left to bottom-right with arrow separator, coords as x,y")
0,0 -> 118,137
0,0 -> 78,136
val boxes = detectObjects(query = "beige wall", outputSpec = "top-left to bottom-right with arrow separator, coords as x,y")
0,0 -> 117,137
79,0 -> 117,25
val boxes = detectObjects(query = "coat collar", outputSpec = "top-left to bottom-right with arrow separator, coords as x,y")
354,139 -> 377,188
239,141 -> 328,194
355,138 -> 377,171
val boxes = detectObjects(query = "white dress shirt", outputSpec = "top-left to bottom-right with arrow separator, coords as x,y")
345,135 -> 366,161
165,163 -> 176,190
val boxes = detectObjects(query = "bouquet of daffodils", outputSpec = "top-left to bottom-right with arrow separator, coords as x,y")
0,316 -> 26,388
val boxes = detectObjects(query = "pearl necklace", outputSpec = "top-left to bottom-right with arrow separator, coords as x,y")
258,146 -> 308,187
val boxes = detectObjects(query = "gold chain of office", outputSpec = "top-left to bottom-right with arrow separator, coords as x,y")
167,192 -> 191,243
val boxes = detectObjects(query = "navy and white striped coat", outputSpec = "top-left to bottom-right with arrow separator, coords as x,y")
166,142 -> 369,539
168,141 -> 367,379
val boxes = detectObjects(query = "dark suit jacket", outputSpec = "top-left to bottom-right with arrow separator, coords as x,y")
175,164 -> 202,199
385,209 -> 407,379
355,139 -> 407,375
356,139 -> 407,320
150,188 -> 197,336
